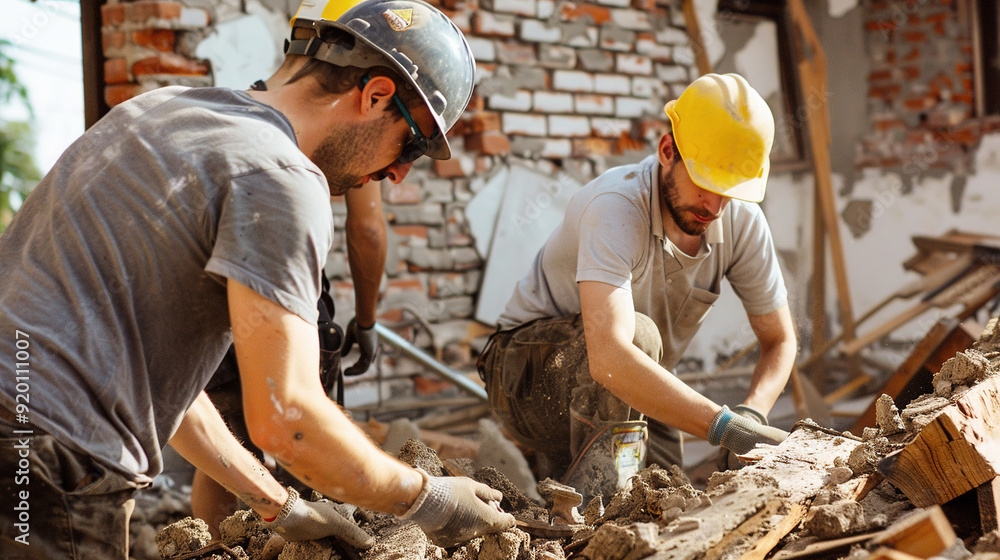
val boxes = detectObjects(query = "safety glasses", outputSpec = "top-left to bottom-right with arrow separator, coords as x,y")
360,75 -> 434,164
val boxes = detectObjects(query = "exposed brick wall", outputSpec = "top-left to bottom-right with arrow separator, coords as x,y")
100,1 -> 212,107
857,0 -> 1000,171
97,0 -> 698,329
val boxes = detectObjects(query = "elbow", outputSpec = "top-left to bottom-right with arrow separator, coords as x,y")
244,398 -> 308,459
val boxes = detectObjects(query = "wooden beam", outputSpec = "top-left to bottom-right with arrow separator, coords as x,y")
866,549 -> 923,560
979,477 -> 1000,533
736,503 -> 809,560
681,0 -> 713,76
886,375 -> 1000,507
81,0 -> 110,128
870,505 -> 957,557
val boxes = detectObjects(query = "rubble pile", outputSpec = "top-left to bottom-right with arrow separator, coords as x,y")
153,319 -> 1000,560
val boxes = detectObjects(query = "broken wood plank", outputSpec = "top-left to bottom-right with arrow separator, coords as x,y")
773,531 -> 885,559
701,498 -> 784,560
737,503 -> 809,560
979,477 -> 1000,533
870,505 -> 957,557
865,548 -> 923,560
886,375 -> 1000,507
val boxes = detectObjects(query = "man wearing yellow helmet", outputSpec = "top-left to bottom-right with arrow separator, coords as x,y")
0,0 -> 514,557
479,73 -> 797,500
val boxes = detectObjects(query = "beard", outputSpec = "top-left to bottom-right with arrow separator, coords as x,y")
660,165 -> 716,237
311,117 -> 390,196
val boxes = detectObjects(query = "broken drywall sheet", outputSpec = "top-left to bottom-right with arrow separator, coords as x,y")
195,13 -> 281,89
828,0 -> 859,18
466,166 -> 509,259
474,166 -> 582,326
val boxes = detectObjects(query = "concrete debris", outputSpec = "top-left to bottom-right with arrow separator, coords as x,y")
580,522 -> 658,560
360,522 -> 430,560
874,394 -> 905,436
398,437 -> 447,476
933,349 -> 996,397
475,419 -> 542,503
279,541 -> 343,560
156,517 -> 213,558
479,528 -> 531,560
900,393 -> 952,434
847,436 -> 891,476
475,466 -> 547,520
804,500 -> 866,539
976,530 -> 1000,553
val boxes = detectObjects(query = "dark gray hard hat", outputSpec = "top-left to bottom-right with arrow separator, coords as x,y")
289,0 -> 476,160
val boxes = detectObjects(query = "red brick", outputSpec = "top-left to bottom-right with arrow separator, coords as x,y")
560,2 -> 612,24
104,58 -> 129,84
572,137 -> 613,157
102,30 -> 125,55
887,49 -> 897,64
901,66 -> 919,80
865,19 -> 896,32
392,225 -> 429,239
125,1 -> 183,22
466,111 -> 502,133
903,96 -> 935,111
869,0 -> 888,10
466,92 -> 486,112
956,63 -> 973,74
631,0 -> 656,11
869,69 -> 892,82
874,118 -> 905,131
104,83 -> 146,107
869,84 -> 901,100
907,14 -> 920,25
902,47 -> 920,61
385,278 -> 424,293
101,3 -> 126,26
903,31 -> 927,42
925,12 -> 949,24
952,92 -> 974,104
132,53 -> 209,76
475,156 -> 492,173
932,22 -> 945,34
131,29 -> 175,52
962,77 -> 973,92
613,132 -> 644,154
464,130 -> 510,155
434,158 -> 467,178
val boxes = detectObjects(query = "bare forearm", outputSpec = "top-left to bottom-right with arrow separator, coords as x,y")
169,392 -> 287,519
345,183 -> 387,327
743,338 -> 796,414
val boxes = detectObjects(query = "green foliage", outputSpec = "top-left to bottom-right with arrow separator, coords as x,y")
0,39 -> 40,232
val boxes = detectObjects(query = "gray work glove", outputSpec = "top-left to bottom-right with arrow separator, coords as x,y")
403,468 -> 516,548
342,318 -> 378,376
708,405 -> 789,456
715,404 -> 772,470
260,487 -> 374,549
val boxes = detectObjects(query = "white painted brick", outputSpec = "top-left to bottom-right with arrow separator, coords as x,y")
537,0 -> 555,18
593,73 -> 632,95
610,8 -> 652,31
656,26 -> 689,44
548,115 -> 592,137
553,70 -> 595,92
533,91 -> 575,113
468,37 -> 497,62
636,37 -> 672,60
616,53 -> 653,75
502,113 -> 548,136
565,26 -> 599,48
450,10 -> 472,33
575,94 -> 615,115
669,6 -> 686,27
489,90 -> 533,111
592,117 -> 632,137
539,45 -> 577,69
673,44 -> 695,66
595,0 -> 630,7
520,19 -> 562,42
179,7 -> 210,27
541,138 -> 573,158
475,11 -> 516,36
486,0 -> 537,17
632,77 -> 667,98
615,96 -> 657,118
655,63 -> 689,83
599,26 -> 636,52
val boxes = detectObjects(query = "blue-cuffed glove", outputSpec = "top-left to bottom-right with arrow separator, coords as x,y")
342,319 -> 378,376
708,405 -> 788,455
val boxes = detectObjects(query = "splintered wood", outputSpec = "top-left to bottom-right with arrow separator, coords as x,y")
887,374 -> 1000,507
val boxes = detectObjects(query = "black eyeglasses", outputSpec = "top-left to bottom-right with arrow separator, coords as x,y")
360,76 -> 433,164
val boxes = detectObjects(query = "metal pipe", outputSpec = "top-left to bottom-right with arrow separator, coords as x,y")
374,323 -> 488,401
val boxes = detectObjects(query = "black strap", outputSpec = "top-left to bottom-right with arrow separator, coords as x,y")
317,276 -> 347,406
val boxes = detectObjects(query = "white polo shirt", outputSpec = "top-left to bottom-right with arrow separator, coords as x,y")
498,154 -> 787,369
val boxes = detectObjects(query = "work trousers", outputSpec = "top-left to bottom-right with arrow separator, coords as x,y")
479,313 -> 683,480
0,413 -> 141,559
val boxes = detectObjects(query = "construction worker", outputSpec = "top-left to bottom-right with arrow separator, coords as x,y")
0,0 -> 514,557
478,73 -> 797,500
189,0 -> 390,537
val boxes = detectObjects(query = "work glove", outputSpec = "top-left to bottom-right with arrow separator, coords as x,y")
342,318 -> 378,376
708,405 -> 789,456
403,468 -> 516,548
260,487 -> 375,549
716,404 -> 772,470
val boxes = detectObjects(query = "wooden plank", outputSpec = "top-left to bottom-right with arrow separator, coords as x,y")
871,505 -> 957,557
979,477 -> 1000,533
886,375 -> 1000,507
852,319 -> 974,431
773,531 -> 883,559
681,0 -> 712,76
702,498 -> 785,560
809,192 -> 827,384
866,548 -> 923,560
737,503 -> 809,560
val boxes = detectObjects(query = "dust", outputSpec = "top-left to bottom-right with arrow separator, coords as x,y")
933,350 -> 996,397
156,517 -> 213,558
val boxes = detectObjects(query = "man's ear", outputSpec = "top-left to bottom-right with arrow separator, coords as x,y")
358,75 -> 397,117
657,133 -> 676,170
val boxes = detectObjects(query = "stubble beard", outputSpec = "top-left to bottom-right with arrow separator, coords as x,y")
312,117 -> 391,196
660,165 -> 714,237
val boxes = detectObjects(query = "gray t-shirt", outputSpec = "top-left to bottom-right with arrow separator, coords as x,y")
498,154 -> 786,369
0,87 -> 333,482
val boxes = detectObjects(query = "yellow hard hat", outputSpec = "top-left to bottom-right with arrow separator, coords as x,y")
290,0 -> 364,28
664,73 -> 775,203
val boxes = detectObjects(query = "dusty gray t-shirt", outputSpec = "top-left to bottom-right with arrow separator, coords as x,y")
498,154 -> 786,369
0,87 -> 333,482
